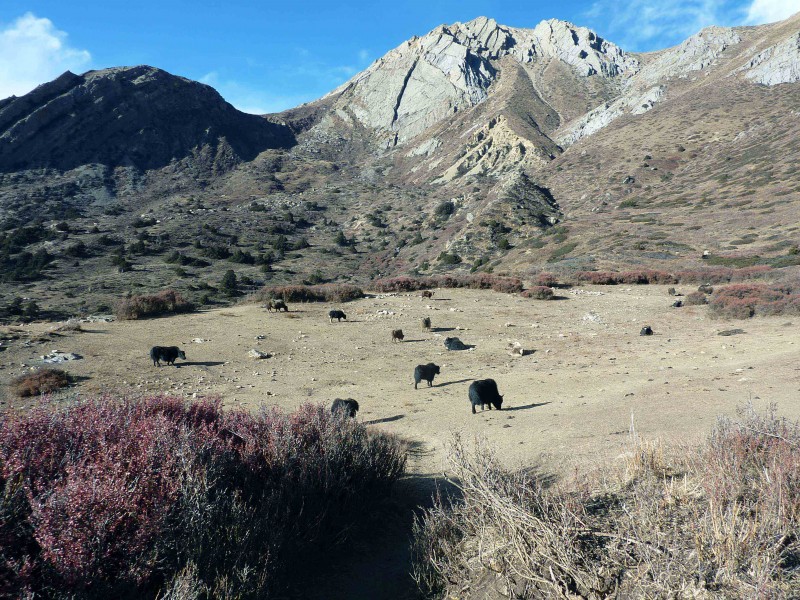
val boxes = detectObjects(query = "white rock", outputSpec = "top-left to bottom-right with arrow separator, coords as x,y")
736,32 -> 800,85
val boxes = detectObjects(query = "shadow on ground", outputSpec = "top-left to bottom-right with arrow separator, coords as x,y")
504,401 -> 552,412
292,440 -> 460,600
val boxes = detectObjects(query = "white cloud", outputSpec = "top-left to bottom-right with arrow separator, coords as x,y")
0,13 -> 91,100
745,0 -> 798,23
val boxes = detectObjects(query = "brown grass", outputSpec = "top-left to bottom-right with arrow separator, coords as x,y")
10,368 -> 71,397
413,403 -> 800,598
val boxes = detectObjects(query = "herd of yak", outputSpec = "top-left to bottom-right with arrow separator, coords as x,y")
149,293 -> 506,417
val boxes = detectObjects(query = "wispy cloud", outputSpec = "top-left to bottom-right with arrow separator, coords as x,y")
745,0 -> 798,23
584,0 -> 747,51
0,13 -> 91,100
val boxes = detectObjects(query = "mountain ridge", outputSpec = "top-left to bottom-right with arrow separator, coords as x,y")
0,12 -> 798,318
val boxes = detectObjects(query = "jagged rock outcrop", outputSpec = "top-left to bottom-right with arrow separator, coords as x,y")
0,66 -> 294,172
737,32 -> 800,85
556,86 -> 664,146
634,27 -> 742,88
322,16 -> 638,145
437,116 -> 552,181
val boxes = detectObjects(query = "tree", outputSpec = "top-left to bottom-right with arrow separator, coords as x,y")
220,270 -> 238,297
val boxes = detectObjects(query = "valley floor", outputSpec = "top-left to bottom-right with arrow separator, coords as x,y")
3,285 -> 799,478
3,284 -> 799,598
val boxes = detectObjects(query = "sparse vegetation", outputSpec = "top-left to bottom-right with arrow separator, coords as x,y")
413,404 -> 800,598
115,290 -> 194,320
253,283 -> 364,303
0,396 -> 407,598
370,274 -> 523,294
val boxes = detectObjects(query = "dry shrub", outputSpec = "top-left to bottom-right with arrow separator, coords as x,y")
573,267 -> 773,286
520,286 -> 555,300
52,320 -> 83,333
413,404 -> 800,599
9,368 -> 71,397
709,283 -> 800,319
371,274 -> 523,294
252,283 -> 363,303
0,395 -> 406,598
370,276 -> 431,293
115,290 -> 194,320
685,291 -> 709,306
533,272 -> 559,287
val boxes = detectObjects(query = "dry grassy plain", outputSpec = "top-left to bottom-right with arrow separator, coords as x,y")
3,284 -> 799,480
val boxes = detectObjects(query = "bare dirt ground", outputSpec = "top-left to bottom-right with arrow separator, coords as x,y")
2,284 -> 799,598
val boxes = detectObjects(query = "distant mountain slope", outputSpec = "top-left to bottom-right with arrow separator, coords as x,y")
0,13 -> 798,319
0,66 -> 294,172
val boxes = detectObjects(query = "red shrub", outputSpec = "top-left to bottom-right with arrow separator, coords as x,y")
370,277 -> 430,292
534,272 -> 559,287
0,395 -> 406,597
254,283 -> 363,303
370,274 -> 523,294
708,283 -> 800,319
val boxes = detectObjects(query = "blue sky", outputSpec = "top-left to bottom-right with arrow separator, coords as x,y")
0,0 -> 796,113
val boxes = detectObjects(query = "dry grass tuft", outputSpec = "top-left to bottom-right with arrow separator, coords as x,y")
413,403 -> 800,598
10,368 -> 71,397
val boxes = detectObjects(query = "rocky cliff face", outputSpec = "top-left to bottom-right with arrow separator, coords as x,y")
0,66 -> 294,172
737,32 -> 800,85
319,16 -> 637,146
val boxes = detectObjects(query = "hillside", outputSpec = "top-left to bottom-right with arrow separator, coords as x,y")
0,13 -> 798,318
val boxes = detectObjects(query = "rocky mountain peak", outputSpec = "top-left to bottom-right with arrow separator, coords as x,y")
320,17 -> 638,145
0,65 -> 294,172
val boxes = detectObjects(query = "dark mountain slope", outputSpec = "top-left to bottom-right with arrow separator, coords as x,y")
0,66 -> 295,172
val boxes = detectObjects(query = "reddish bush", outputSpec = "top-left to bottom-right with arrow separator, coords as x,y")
115,290 -> 194,320
371,274 -> 523,294
574,267 -> 773,287
0,395 -> 406,597
254,283 -> 364,303
370,277 -> 430,292
534,272 -> 559,287
521,286 -> 555,300
708,283 -> 800,319
9,368 -> 71,397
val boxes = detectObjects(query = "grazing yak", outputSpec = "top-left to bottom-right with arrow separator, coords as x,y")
331,398 -> 359,418
421,290 -> 434,299
391,329 -> 404,343
329,310 -> 347,323
150,346 -> 186,367
422,317 -> 431,330
469,379 -> 504,414
268,299 -> 288,312
414,363 -> 440,389
444,337 -> 469,351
